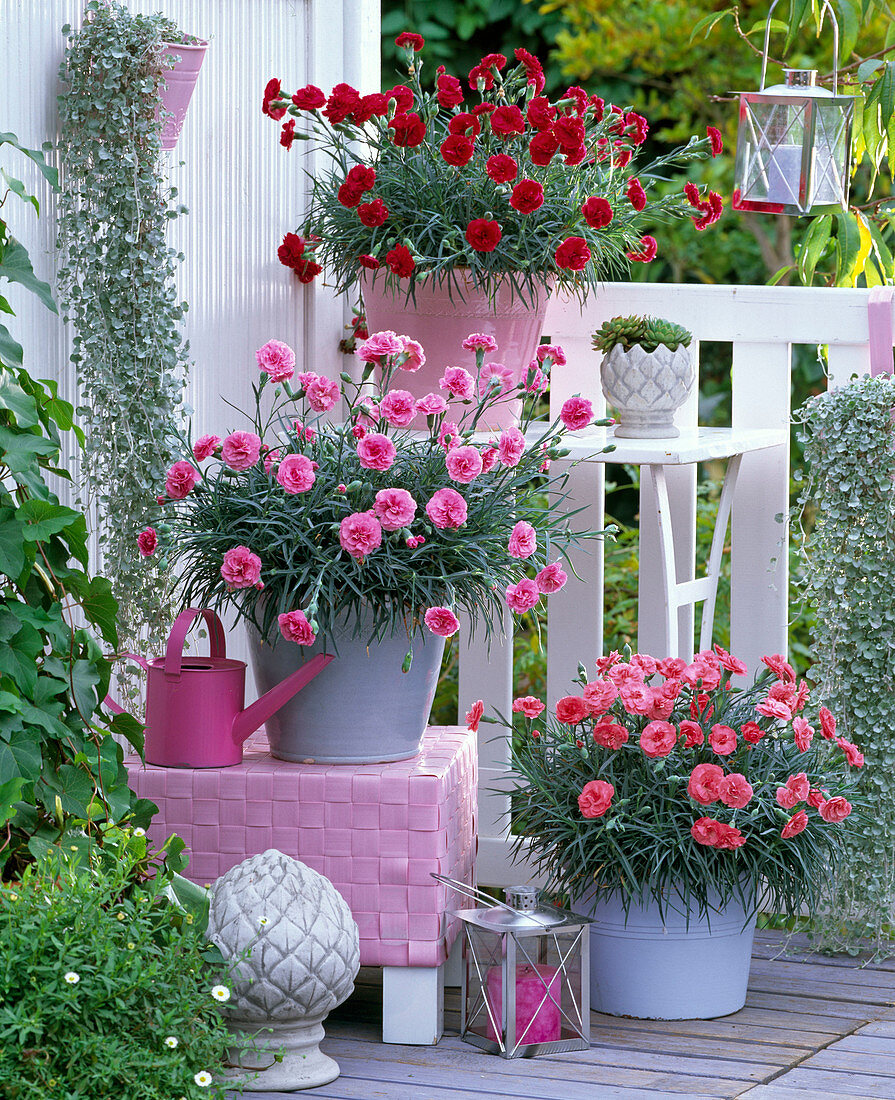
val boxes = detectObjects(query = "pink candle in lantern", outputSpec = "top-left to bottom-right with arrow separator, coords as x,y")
485,963 -> 561,1044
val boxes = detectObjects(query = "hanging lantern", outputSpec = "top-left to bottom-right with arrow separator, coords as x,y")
733,0 -> 853,215
437,876 -> 591,1058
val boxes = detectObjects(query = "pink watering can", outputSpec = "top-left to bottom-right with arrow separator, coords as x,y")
107,608 -> 332,768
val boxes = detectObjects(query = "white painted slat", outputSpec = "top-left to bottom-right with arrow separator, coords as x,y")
826,344 -> 871,388
730,342 -> 792,675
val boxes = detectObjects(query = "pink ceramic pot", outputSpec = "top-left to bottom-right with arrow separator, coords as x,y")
159,40 -> 208,150
361,274 -> 551,430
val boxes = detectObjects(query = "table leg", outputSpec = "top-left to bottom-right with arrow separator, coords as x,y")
382,965 -> 444,1045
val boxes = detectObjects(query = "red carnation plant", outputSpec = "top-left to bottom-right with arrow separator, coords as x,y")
502,647 -> 864,919
264,34 -> 721,301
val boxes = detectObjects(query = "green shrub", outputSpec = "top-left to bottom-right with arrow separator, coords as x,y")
0,844 -> 232,1099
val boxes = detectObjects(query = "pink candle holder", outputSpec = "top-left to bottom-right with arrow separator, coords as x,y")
485,963 -> 561,1044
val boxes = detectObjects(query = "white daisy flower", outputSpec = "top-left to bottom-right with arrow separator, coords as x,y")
194,1071 -> 213,1087
64,971 -> 79,984
211,984 -> 230,1002
164,1036 -> 178,1048
133,827 -> 146,837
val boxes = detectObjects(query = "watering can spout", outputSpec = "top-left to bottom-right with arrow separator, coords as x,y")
231,653 -> 334,745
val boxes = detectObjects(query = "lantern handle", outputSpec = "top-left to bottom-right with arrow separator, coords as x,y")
430,873 -> 558,928
760,0 -> 840,93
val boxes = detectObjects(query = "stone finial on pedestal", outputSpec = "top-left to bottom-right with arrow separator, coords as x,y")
206,849 -> 360,1091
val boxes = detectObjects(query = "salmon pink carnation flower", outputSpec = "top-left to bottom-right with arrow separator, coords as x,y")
276,454 -> 316,494
424,606 -> 460,637
640,720 -> 677,758
508,520 -> 536,558
578,779 -> 614,819
339,512 -> 382,560
781,811 -> 808,839
425,487 -> 468,529
137,527 -> 158,557
357,433 -> 397,471
536,562 -> 567,593
373,488 -> 417,530
505,577 -> 540,613
192,434 -> 221,462
818,796 -> 852,823
165,460 -> 200,499
465,699 -> 484,731
222,432 -> 262,471
380,389 -> 417,427
719,772 -> 753,809
356,330 -> 403,363
397,336 -> 426,371
439,367 -> 476,400
592,720 -> 628,749
446,445 -> 484,484
709,724 -> 737,755
255,339 -> 296,382
513,696 -> 546,718
556,696 -> 588,724
221,546 -> 262,589
278,610 -> 316,645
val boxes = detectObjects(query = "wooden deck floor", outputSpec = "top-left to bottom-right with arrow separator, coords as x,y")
234,932 -> 895,1100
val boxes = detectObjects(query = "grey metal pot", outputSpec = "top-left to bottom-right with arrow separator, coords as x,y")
247,608 -> 444,764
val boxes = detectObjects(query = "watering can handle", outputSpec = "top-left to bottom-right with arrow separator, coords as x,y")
104,653 -> 150,715
165,608 -> 227,680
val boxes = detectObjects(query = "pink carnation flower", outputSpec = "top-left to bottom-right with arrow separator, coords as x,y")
165,460 -> 200,500
357,433 -> 397,471
445,445 -> 484,484
560,396 -> 593,431
306,375 -> 340,412
424,606 -> 460,637
513,696 -> 546,718
357,330 -> 403,363
536,343 -> 566,366
479,362 -> 515,395
374,487 -> 417,530
536,562 -> 567,593
263,448 -> 281,473
425,487 -> 468,529
416,393 -> 448,416
221,545 -> 262,588
136,527 -> 158,557
278,609 -> 316,645
505,577 -> 540,613
439,367 -> 476,401
480,446 -> 499,474
497,427 -> 525,468
508,520 -> 536,558
192,434 -> 221,462
221,432 -> 262,471
339,511 -> 382,560
461,333 -> 498,353
524,364 -> 548,394
397,336 -> 426,371
380,389 -> 417,427
255,339 -> 296,382
276,454 -> 316,494
439,421 -> 460,450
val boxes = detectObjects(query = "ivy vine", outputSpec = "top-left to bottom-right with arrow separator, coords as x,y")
56,0 -> 191,684
794,373 -> 895,954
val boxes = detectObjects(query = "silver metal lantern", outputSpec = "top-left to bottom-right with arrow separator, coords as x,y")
438,876 -> 591,1058
733,0 -> 853,215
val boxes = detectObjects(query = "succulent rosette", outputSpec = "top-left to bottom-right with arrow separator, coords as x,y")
500,646 -> 864,917
265,35 -> 722,301
147,336 -> 610,654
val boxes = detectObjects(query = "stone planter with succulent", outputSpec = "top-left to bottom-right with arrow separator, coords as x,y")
593,315 -> 694,438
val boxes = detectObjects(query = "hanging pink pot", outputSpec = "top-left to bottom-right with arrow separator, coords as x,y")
106,608 -> 332,768
158,39 -> 208,150
361,274 -> 551,431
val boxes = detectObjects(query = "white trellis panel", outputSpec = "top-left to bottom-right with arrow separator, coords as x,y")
0,0 -> 379,670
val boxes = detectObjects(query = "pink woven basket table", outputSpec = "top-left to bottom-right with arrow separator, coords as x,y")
125,724 -> 477,968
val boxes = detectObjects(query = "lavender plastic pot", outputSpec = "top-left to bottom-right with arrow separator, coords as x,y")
248,609 -> 445,764
158,40 -> 208,150
571,887 -> 756,1019
361,274 -> 550,430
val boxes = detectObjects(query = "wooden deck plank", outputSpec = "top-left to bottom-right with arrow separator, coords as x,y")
736,1085 -> 882,1100
591,1011 -> 841,1044
858,1020 -> 895,1038
745,988 -> 888,1018
760,1066 -> 895,1098
748,957 -> 895,992
752,933 -> 895,971
835,1033 -> 895,1057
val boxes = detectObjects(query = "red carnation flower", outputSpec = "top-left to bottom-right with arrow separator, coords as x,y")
582,196 -> 613,228
346,165 -> 376,193
385,244 -> 415,277
465,218 -> 502,252
278,232 -> 307,269
449,112 -> 481,137
490,105 -> 526,137
707,125 -> 724,156
561,85 -> 589,117
480,52 -> 508,71
627,177 -> 647,211
385,85 -> 414,113
510,179 -> 544,214
262,78 -> 287,120
338,183 -> 363,208
353,93 -> 390,125
291,84 -> 326,110
358,254 -> 380,269
389,112 -> 426,147
486,154 -> 518,183
588,95 -> 605,121
614,148 -> 632,168
294,259 -> 322,284
514,47 -> 546,94
468,56 -> 506,92
437,73 -> 464,109
527,96 -> 555,130
552,115 -> 585,153
564,145 -> 587,166
627,235 -> 658,263
693,191 -> 724,230
357,198 -> 389,227
280,119 -> 296,149
440,134 -> 475,167
472,102 -> 497,117
625,112 -> 649,145
324,82 -> 361,125
529,131 -> 559,166
555,236 -> 591,271
395,31 -> 425,50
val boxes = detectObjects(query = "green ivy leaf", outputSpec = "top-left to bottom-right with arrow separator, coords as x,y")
0,731 -> 42,783
35,763 -> 95,818
16,499 -> 82,542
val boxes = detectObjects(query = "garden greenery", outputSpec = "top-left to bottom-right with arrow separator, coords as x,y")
504,647 -> 864,919
0,844 -> 232,1099
794,373 -> 895,953
0,132 -> 151,879
57,0 -> 192,684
